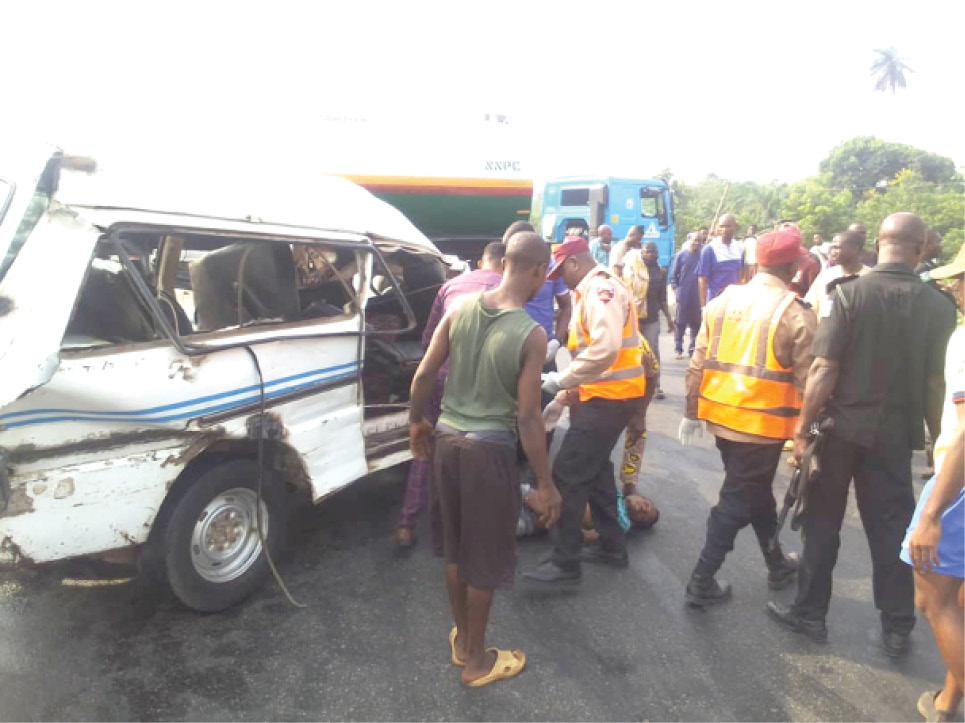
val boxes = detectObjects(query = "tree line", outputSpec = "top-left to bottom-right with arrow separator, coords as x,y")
663,136 -> 964,257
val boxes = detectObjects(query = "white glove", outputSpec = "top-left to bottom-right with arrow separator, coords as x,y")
545,338 -> 562,365
678,418 -> 705,446
541,371 -> 562,396
542,397 -> 566,432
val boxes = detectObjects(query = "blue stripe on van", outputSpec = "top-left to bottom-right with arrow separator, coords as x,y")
1,362 -> 359,429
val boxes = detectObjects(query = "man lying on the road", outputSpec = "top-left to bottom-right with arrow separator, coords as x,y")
517,485 -> 659,539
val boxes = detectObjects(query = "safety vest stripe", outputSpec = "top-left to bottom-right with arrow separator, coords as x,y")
698,396 -> 800,418
702,359 -> 795,383
573,335 -> 640,353
602,364 -> 648,381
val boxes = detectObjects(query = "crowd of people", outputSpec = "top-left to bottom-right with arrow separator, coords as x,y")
399,211 -> 963,720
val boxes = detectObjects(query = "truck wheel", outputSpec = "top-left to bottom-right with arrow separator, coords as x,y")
162,459 -> 288,612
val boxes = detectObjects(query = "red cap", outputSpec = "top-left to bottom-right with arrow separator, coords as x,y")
547,236 -> 590,279
756,229 -> 809,266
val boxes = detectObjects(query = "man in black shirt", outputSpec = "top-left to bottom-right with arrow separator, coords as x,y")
767,213 -> 957,657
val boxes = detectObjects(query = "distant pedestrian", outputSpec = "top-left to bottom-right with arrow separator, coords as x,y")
680,229 -> 815,606
409,231 -> 561,687
850,222 -> 878,267
670,232 -> 702,358
916,229 -> 944,277
697,214 -> 743,307
811,234 -> 831,269
901,245 -> 964,722
503,221 -> 572,352
610,224 -> 644,276
590,224 -> 614,266
789,228 -> 822,296
743,225 -> 759,279
804,231 -> 869,319
622,241 -> 674,399
768,213 -> 957,657
395,242 -> 506,547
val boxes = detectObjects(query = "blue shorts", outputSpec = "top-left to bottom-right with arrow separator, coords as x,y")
901,476 -> 965,579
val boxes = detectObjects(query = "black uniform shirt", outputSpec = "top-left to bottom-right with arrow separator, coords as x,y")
811,263 -> 956,449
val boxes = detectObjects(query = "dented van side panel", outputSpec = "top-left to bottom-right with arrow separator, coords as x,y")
0,318 -> 370,563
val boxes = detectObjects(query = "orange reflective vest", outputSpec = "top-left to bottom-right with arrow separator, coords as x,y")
568,269 -> 647,402
697,283 -> 802,439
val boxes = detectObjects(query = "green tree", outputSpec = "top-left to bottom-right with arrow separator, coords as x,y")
854,169 -> 965,260
780,174 -> 853,240
819,137 -> 957,197
871,48 -> 913,94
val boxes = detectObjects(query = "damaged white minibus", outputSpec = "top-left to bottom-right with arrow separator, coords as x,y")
0,146 -> 448,611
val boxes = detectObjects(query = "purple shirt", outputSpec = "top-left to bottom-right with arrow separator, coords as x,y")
696,238 -> 744,302
524,277 -> 569,338
422,269 -> 502,347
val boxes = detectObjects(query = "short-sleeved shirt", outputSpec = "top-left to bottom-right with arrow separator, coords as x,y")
696,238 -> 744,302
524,277 -> 569,339
811,263 -> 957,449
422,269 -> 502,347
589,238 -> 611,266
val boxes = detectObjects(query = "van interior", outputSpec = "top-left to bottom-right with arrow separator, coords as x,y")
61,231 -> 447,423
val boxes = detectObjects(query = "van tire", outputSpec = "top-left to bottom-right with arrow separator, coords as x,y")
161,459 -> 289,612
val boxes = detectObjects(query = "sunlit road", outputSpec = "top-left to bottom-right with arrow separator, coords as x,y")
0,334 -> 946,721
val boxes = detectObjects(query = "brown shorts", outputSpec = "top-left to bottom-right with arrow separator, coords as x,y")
430,424 -> 520,591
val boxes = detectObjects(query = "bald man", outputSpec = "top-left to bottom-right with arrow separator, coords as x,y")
768,213 -> 957,658
411,231 -> 561,686
697,214 -> 743,307
590,225 -> 613,266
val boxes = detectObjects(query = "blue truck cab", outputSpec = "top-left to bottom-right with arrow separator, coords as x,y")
541,176 -> 675,268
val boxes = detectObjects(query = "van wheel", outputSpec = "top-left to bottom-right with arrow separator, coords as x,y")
162,459 -> 288,612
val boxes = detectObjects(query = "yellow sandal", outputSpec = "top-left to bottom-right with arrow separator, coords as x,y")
449,627 -> 465,667
465,648 -> 526,687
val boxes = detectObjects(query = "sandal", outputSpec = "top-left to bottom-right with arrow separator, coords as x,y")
918,690 -> 957,722
449,627 -> 465,667
465,648 -> 526,688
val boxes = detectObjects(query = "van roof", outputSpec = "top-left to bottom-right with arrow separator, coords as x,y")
48,147 -> 442,257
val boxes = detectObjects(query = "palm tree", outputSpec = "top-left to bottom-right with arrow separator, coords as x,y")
871,48 -> 913,93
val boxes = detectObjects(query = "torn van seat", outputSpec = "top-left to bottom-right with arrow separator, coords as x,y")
190,242 -> 300,331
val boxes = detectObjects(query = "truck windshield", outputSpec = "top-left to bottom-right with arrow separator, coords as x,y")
560,187 -> 589,206
640,187 -> 668,228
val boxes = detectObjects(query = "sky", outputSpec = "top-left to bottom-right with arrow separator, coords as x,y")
3,0 -> 964,186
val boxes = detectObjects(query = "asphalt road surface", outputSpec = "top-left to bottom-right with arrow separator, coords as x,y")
0,335 -> 950,722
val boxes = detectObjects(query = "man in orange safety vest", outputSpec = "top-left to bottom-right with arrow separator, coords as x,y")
679,229 -> 817,606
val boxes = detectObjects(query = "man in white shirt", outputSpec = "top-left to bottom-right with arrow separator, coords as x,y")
804,230 -> 869,318
743,225 -> 758,280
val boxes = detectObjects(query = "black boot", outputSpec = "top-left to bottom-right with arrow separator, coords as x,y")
766,601 -> 828,642
765,550 -> 800,590
685,573 -> 732,607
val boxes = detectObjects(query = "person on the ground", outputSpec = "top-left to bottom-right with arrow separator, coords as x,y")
503,222 -> 572,350
804,231 -> 870,319
679,229 -> 816,606
409,231 -> 561,687
610,224 -> 644,276
590,224 -> 613,267
517,483 -> 659,540
524,237 -> 649,584
697,214 -> 743,307
767,213 -> 957,658
743,225 -> 759,280
850,222 -> 878,267
622,241 -> 673,400
670,232 -> 702,358
901,244 -> 964,722
395,242 -> 507,548
789,229 -> 822,296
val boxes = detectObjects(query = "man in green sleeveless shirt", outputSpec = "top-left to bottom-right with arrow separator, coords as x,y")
410,232 -> 562,687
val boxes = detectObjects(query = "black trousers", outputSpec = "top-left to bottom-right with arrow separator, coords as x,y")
792,428 -> 916,634
551,397 -> 638,569
695,437 -> 785,576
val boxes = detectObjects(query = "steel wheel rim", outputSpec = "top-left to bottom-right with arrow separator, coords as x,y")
191,488 -> 267,583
